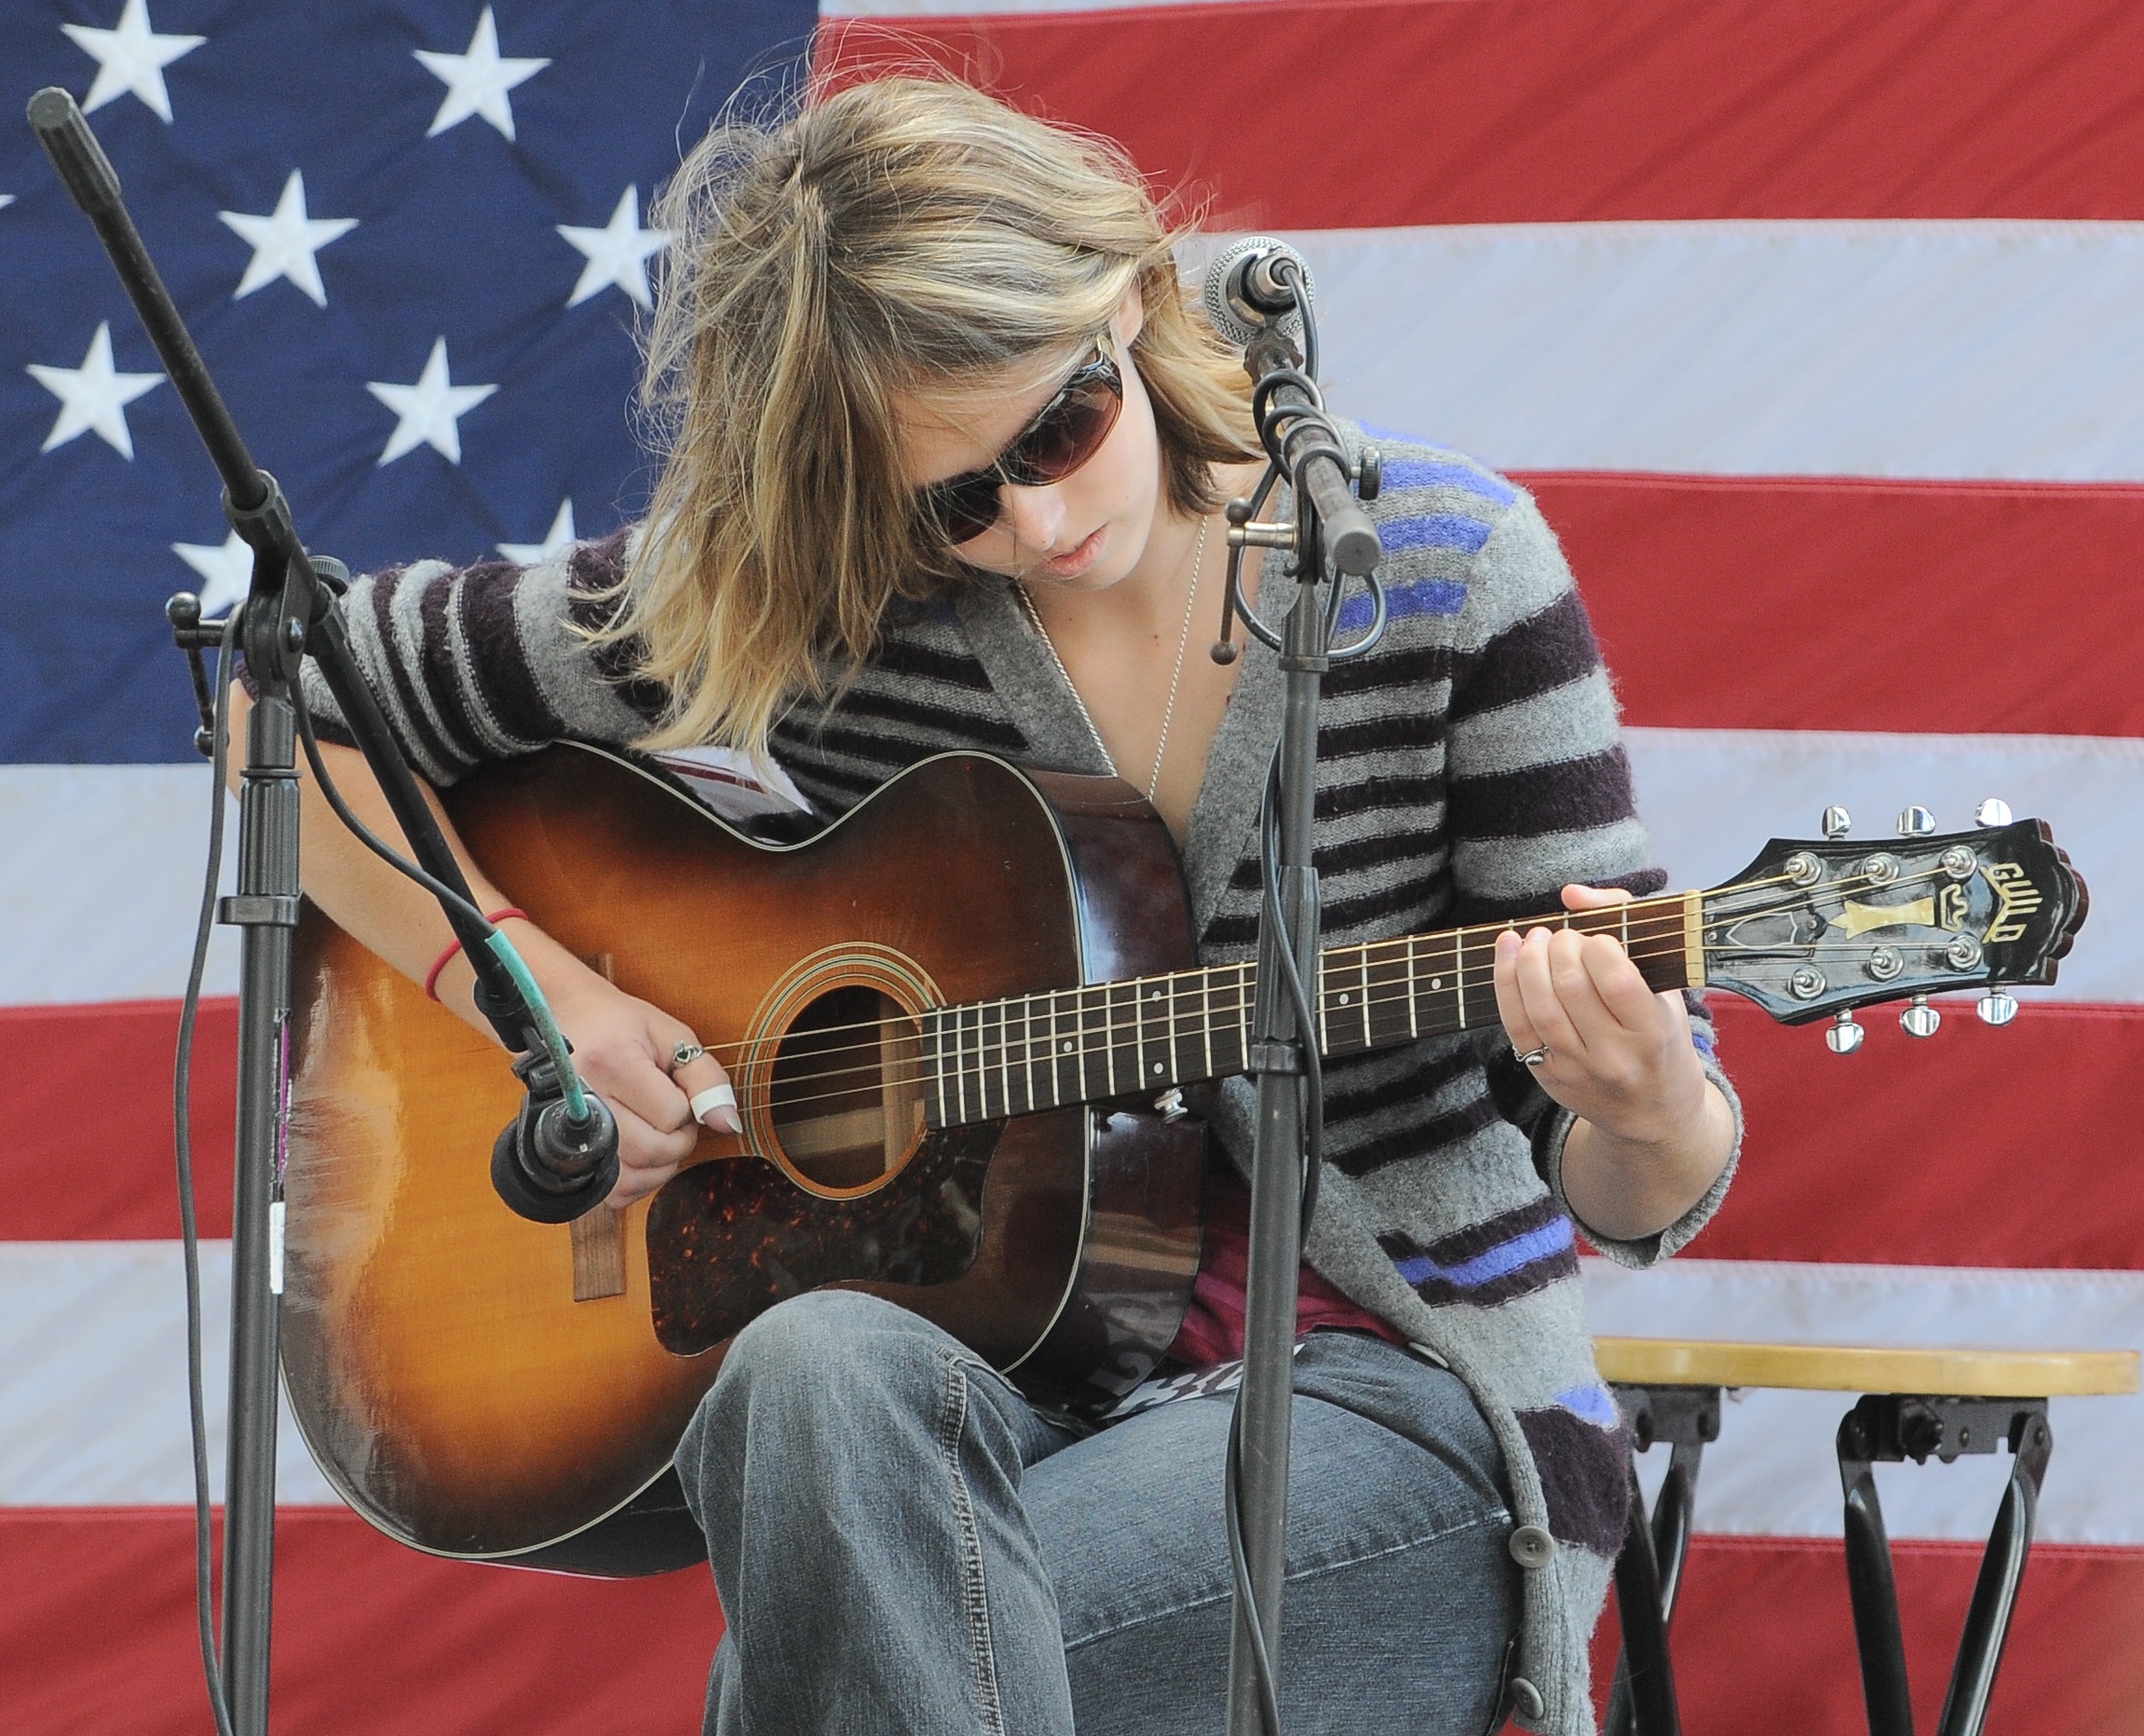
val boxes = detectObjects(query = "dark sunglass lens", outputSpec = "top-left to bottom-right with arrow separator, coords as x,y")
930,475 -> 1002,545
1012,378 -> 1121,482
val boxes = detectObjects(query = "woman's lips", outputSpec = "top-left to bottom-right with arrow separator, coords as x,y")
1038,525 -> 1106,579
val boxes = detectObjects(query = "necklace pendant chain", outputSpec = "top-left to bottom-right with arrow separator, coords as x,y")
1016,514 -> 1211,805
1145,515 -> 1209,801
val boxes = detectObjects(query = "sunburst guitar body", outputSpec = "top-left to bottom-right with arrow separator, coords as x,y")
279,745 -> 2085,1577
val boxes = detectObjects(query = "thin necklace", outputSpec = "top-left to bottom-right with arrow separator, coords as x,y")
1017,514 -> 1210,801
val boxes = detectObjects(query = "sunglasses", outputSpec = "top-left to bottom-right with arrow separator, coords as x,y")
916,340 -> 1125,546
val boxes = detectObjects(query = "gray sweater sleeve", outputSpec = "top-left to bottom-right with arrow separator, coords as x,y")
295,533 -> 659,786
1446,489 -> 1743,1265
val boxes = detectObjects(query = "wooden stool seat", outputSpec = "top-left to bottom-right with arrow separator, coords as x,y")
1594,1336 -> 2140,1398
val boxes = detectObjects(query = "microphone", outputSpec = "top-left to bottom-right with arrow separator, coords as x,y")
491,1050 -> 621,1224
1201,237 -> 1381,576
1201,236 -> 1315,346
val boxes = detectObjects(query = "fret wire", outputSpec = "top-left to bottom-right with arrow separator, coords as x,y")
1165,974 -> 1178,1092
960,1002 -> 977,1122
1201,967 -> 1214,1080
1405,934 -> 1420,1039
1047,985 -> 1065,1111
1013,992 -> 1032,1115
1357,945 -> 1372,1051
997,997 -> 1012,1118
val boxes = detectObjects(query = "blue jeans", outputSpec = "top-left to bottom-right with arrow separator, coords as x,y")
676,1290 -> 1518,1735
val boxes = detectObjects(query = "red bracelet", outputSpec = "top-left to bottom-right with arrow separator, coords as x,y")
423,908 -> 529,1001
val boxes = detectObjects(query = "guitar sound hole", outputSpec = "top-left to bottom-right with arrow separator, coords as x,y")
767,985 -> 926,1193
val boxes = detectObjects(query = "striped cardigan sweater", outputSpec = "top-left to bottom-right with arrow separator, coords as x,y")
302,433 -> 1742,1736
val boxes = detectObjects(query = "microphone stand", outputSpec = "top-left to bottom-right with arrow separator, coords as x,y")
1215,274 -> 1385,1736
29,88 -> 613,1734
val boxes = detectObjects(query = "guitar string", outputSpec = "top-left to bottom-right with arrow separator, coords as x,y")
671,856 -> 1971,1081
664,875 -> 1795,1070
690,879 -> 1992,1108
708,865 -> 1987,1105
740,934 -> 1991,1115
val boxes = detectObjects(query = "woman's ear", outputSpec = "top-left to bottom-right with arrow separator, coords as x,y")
1113,281 -> 1147,350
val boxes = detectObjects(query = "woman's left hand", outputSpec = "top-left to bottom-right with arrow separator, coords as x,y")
1492,884 -> 1732,1241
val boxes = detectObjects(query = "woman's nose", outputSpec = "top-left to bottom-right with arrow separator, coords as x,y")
998,481 -> 1069,552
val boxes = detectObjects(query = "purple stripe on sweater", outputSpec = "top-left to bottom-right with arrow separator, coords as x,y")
1382,513 -> 1496,555
1338,576 -> 1468,631
1391,1214 -> 1575,1290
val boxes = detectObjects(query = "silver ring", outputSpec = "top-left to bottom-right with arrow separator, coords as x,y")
1515,1045 -> 1550,1069
671,1041 -> 706,1071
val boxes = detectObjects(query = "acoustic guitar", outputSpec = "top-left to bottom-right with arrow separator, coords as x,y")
278,745 -> 2084,1575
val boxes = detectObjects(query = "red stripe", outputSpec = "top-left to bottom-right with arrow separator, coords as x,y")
1593,1536 -> 2144,1734
821,0 -> 2144,224
0,999 -> 237,1242
3,1508 -> 2135,1731
1692,1000 -> 2144,1272
1526,473 -> 2144,736
13,995 -> 2142,1272
0,1507 -> 720,1735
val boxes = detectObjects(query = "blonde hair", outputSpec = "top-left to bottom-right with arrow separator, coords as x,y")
609,75 -> 1258,758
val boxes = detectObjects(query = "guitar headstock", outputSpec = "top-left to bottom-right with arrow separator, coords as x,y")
1698,803 -> 2087,1047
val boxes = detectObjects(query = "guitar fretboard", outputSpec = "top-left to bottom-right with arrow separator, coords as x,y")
916,892 -> 1701,1129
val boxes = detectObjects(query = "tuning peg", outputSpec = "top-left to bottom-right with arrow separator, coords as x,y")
1975,798 -> 2014,828
1826,1010 -> 1865,1054
1901,995 -> 1941,1038
1896,806 -> 1936,836
1822,806 -> 1852,839
1977,991 -> 2020,1026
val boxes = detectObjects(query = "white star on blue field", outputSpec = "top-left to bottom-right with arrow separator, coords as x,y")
0,1 -> 817,764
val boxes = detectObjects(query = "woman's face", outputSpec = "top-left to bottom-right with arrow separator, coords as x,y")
896,291 -> 1166,595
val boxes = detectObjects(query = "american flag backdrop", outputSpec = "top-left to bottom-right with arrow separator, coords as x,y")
5,2 -> 2143,1730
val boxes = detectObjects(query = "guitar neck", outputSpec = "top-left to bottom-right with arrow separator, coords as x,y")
919,891 -> 1703,1129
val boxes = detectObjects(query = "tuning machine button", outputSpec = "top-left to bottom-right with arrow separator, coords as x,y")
1826,1011 -> 1865,1054
1822,806 -> 1852,839
1901,995 -> 1941,1038
1975,798 -> 2014,828
1896,806 -> 1936,836
1977,991 -> 2020,1026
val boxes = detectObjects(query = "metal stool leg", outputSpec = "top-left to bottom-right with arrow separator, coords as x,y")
1608,1387 -> 1717,1736
1838,1395 -> 2053,1736
1839,1405 -> 1915,1736
1934,1410 -> 2050,1736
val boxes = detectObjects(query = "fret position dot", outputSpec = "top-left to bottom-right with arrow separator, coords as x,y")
1152,1063 -> 1163,1076
1431,979 -> 1442,990
1338,993 -> 1350,1004
1062,1041 -> 1073,1053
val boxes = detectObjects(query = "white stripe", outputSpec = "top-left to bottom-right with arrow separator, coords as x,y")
4,732 -> 2135,1006
0,1242 -> 336,1506
1584,1257 -> 2144,1545
0,766 -> 239,1006
7,1240 -> 2136,1541
823,0 -> 1209,12
1182,222 -> 2144,481
1626,727 -> 2144,1004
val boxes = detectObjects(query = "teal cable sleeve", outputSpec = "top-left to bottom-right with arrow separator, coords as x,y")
484,932 -> 590,1120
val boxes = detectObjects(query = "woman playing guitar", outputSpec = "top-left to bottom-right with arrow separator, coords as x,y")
247,75 -> 1736,1736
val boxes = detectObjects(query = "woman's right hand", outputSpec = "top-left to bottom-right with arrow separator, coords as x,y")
539,964 -> 741,1210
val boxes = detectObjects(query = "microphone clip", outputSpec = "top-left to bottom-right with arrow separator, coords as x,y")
491,1049 -> 621,1224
